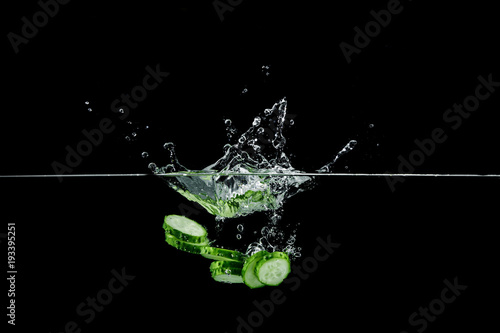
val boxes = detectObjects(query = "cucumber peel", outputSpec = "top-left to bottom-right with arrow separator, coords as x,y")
200,246 -> 248,262
165,233 -> 208,254
242,251 -> 270,289
210,260 -> 244,284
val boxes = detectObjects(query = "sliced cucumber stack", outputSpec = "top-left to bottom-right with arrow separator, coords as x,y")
163,214 -> 291,288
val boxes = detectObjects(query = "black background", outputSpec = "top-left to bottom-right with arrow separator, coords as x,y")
2,0 -> 499,332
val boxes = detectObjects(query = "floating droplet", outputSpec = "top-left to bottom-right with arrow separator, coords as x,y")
289,119 -> 294,126
237,224 -> 244,232
236,234 -> 242,240
369,124 -> 374,128
118,108 -> 125,114
224,119 -> 232,126
87,108 -> 92,112
131,132 -> 137,137
252,117 -> 261,127
238,135 -> 246,143
257,127 -> 265,134
125,136 -> 131,141
84,101 -> 90,105
141,152 -> 149,158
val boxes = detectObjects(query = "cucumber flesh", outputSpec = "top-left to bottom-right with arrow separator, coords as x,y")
163,215 -> 208,244
242,251 -> 269,289
255,252 -> 291,286
200,246 -> 248,262
210,260 -> 244,284
165,233 -> 208,254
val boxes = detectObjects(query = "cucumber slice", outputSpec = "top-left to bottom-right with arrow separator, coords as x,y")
255,252 -> 291,286
200,246 -> 248,262
165,233 -> 208,254
210,260 -> 244,284
163,215 -> 208,244
242,251 -> 270,289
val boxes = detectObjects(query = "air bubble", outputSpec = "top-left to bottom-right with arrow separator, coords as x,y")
237,224 -> 244,232
119,108 -> 125,114
289,119 -> 294,126
142,152 -> 149,158
225,119 -> 232,126
236,234 -> 242,240
87,108 -> 92,112
125,136 -> 131,141
238,136 -> 246,144
84,101 -> 90,105
257,127 -> 265,134
369,124 -> 375,128
264,108 -> 272,116
132,132 -> 137,137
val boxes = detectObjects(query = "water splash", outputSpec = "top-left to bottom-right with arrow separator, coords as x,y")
151,98 -> 314,220
317,140 -> 358,173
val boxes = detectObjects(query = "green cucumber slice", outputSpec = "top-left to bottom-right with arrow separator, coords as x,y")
255,252 -> 291,286
242,251 -> 270,289
210,261 -> 244,284
200,246 -> 248,262
165,233 -> 208,254
163,215 -> 208,244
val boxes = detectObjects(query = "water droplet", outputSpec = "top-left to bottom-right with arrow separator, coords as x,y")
238,135 -> 246,144
257,127 -> 265,134
241,88 -> 248,94
289,119 -> 294,126
148,162 -> 157,171
369,124 -> 375,128
131,132 -> 137,137
237,224 -> 244,232
87,108 -> 92,112
141,152 -> 149,158
84,101 -> 90,105
125,136 -> 131,141
236,234 -> 242,240
264,108 -> 272,116
252,117 -> 261,127
224,119 -> 232,126
119,108 -> 125,114
163,142 -> 174,150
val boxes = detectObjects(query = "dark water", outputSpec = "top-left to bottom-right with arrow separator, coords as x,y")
3,0 -> 499,332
